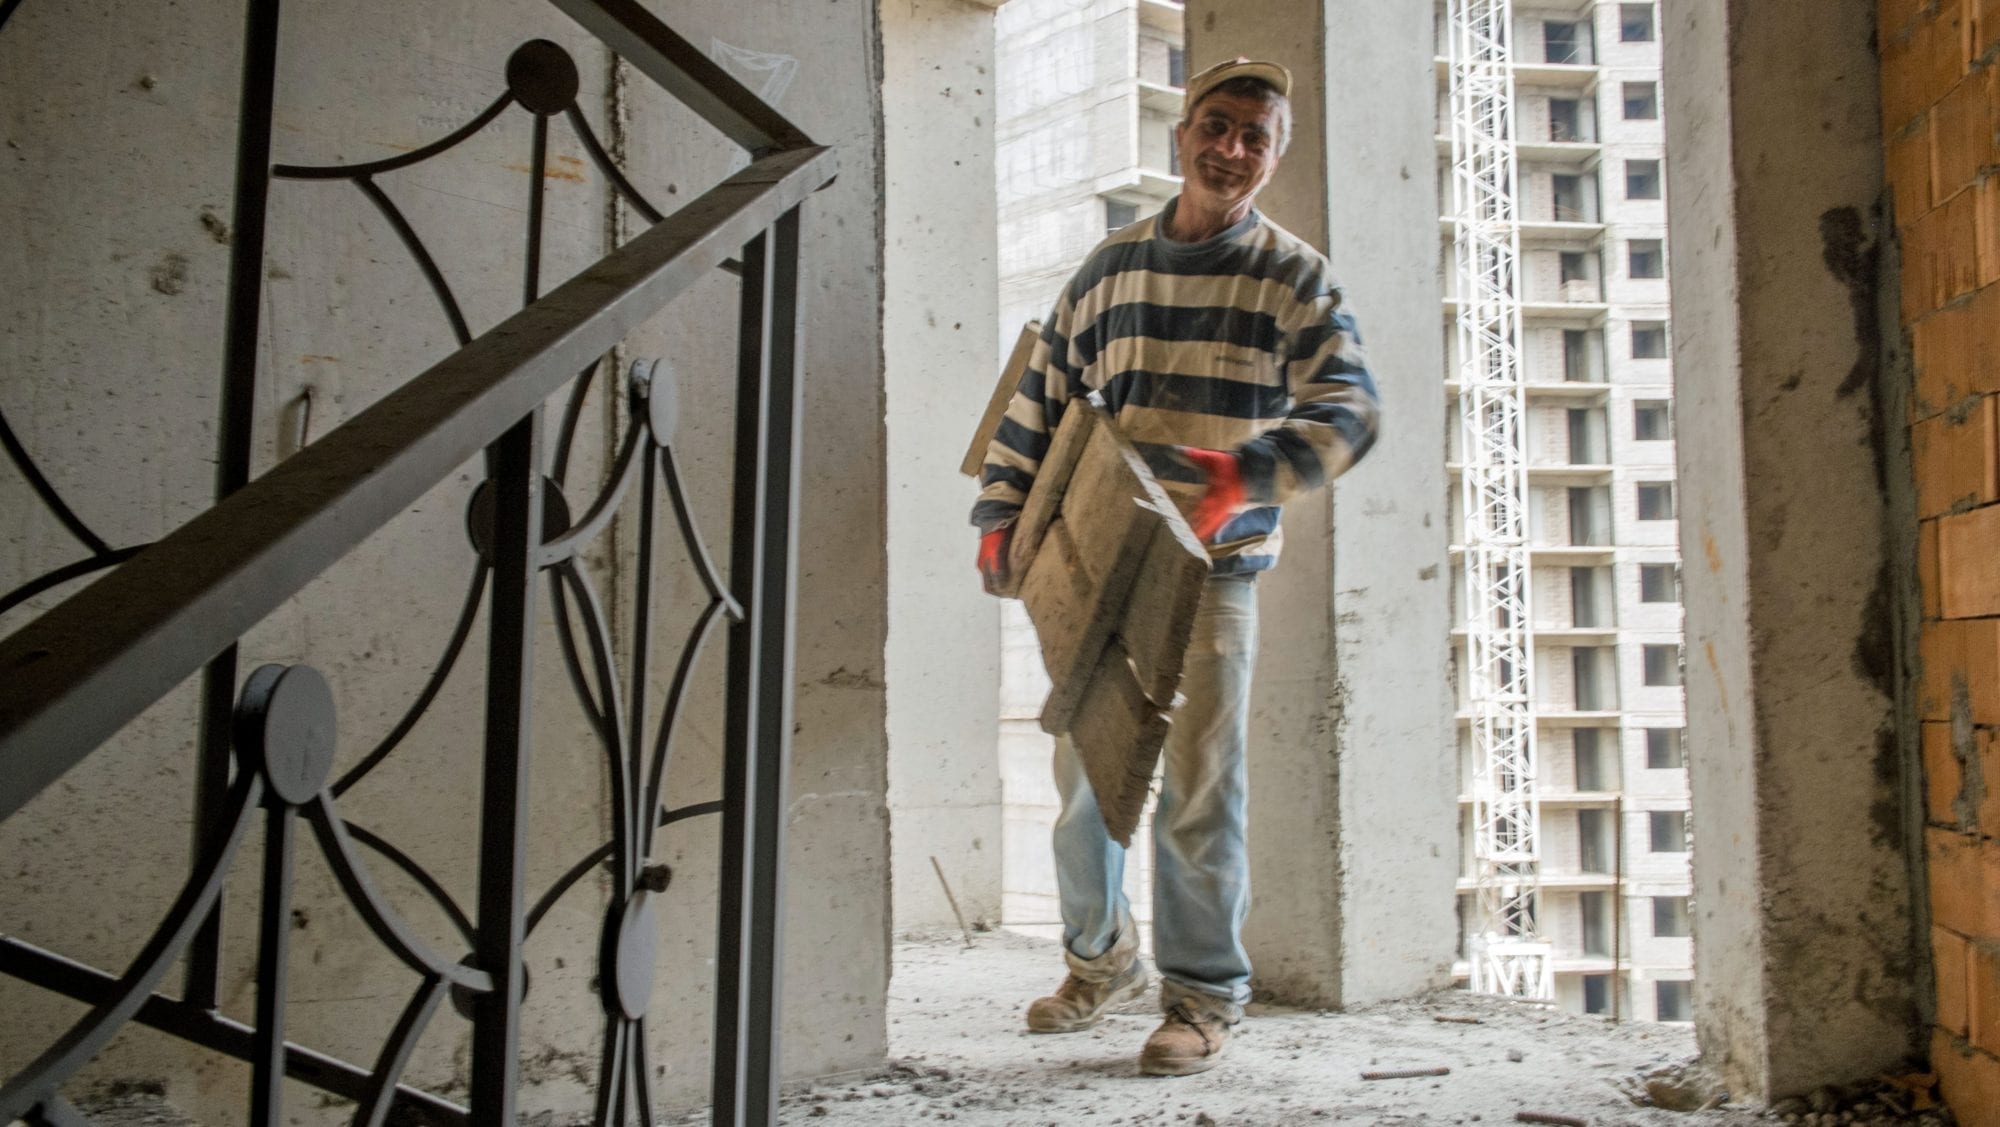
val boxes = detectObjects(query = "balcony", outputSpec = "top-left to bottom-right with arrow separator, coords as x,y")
1442,296 -> 1611,324
1448,543 -> 1619,567
1136,79 -> 1183,117
1434,56 -> 1599,90
1138,0 -> 1185,35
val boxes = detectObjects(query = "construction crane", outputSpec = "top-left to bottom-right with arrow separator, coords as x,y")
1446,0 -> 1552,999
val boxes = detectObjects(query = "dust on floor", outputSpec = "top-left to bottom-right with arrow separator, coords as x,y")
759,931 -> 1934,1127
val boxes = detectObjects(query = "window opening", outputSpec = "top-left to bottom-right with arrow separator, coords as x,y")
1623,81 -> 1659,120
1582,973 -> 1613,1015
1621,3 -> 1656,42
1642,643 -> 1682,687
1626,159 -> 1662,200
1656,979 -> 1693,1021
1628,239 -> 1664,279
1645,727 -> 1685,769
1652,896 -> 1692,937
1649,810 -> 1689,853
1580,891 -> 1612,955
1633,399 -> 1671,438
1637,481 -> 1675,520
1571,566 -> 1602,629
1579,808 -> 1611,872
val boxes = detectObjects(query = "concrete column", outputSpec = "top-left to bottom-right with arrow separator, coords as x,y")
1186,0 -> 1458,1007
883,0 -> 1005,933
1663,0 -> 1922,1099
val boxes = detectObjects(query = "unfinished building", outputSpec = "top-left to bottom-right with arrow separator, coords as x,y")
1,0 -> 1995,1123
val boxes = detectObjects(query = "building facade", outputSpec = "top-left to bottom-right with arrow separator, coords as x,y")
1439,0 -> 1694,1021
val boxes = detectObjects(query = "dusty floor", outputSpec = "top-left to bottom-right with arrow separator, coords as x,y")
746,931 -> 1936,1127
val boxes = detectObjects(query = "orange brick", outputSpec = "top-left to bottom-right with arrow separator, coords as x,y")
1981,176 -> 2000,286
1888,11 -> 1970,135
1940,495 -> 2000,615
1905,189 -> 1981,324
1885,0 -> 1927,48
1924,517 -> 1945,617
1982,726 -> 2000,832
1913,283 -> 2000,417
1927,720 -> 1969,825
1941,925 -> 1975,1036
1913,397 -> 2000,517
1971,0 -> 2000,67
1933,71 -> 1998,204
1891,119 -> 1937,228
1975,940 -> 2000,1055
1929,827 -> 2000,938
1922,616 -> 2000,723
1933,1028 -> 2000,1127
1976,617 -> 2000,723
1924,617 -> 1969,720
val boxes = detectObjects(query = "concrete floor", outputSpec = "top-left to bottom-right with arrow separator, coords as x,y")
753,930 -> 1782,1127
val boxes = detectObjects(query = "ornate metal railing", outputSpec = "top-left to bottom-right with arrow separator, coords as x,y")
0,1 -> 835,1124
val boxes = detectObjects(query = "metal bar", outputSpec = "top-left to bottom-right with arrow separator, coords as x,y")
526,114 -> 547,307
250,806 -> 295,1127
0,939 -> 468,1126
272,92 -> 514,181
0,774 -> 262,1123
710,226 -> 770,1127
544,0 -> 812,155
469,410 -> 544,1127
0,144 -> 835,817
628,446 -> 658,830
0,408 -> 112,556
741,205 -> 805,1124
188,0 -> 284,1013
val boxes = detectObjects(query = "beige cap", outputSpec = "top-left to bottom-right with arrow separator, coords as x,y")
1182,57 -> 1293,118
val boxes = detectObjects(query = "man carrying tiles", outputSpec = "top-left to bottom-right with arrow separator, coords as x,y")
971,57 -> 1383,1076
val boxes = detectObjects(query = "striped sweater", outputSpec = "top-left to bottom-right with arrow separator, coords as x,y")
972,200 -> 1381,575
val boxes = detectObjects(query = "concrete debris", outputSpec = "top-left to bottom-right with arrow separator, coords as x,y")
1516,1113 -> 1587,1127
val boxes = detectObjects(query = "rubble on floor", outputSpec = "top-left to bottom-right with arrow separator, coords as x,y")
756,932 -> 1954,1127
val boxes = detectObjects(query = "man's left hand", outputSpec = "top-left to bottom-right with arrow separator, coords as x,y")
1181,447 -> 1244,541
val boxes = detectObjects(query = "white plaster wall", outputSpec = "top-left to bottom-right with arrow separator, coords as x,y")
883,0 -> 1005,936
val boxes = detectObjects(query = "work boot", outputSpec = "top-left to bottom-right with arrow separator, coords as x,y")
1024,960 -> 1148,1033
1138,999 -> 1235,1076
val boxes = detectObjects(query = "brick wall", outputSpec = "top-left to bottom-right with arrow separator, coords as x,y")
1884,0 -> 2000,1119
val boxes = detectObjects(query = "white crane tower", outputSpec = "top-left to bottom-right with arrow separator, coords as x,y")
1446,0 -> 1553,999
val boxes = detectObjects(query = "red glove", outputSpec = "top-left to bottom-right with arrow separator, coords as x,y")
977,526 -> 1013,594
1181,447 -> 1244,542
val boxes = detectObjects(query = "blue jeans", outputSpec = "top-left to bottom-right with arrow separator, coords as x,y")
1051,574 -> 1257,1018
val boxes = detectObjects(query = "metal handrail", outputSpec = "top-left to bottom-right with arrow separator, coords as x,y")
0,143 -> 829,820
1,3 -> 835,1122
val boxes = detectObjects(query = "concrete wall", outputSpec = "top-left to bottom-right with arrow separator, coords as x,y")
1663,0 -> 1923,1102
883,0 -> 1005,934
1880,0 -> 2000,1118
0,0 -> 888,1118
1186,0 -> 1458,1008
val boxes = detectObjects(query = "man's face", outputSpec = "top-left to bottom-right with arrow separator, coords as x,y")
1175,90 -> 1284,216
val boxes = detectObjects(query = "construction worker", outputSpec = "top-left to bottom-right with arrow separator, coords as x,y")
971,58 -> 1382,1076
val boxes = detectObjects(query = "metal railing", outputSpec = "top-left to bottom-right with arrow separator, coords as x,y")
0,0 -> 836,1124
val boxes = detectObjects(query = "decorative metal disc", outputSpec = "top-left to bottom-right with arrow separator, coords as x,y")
466,476 -> 573,563
506,40 -> 579,117
601,890 -> 661,1020
234,664 -> 338,806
